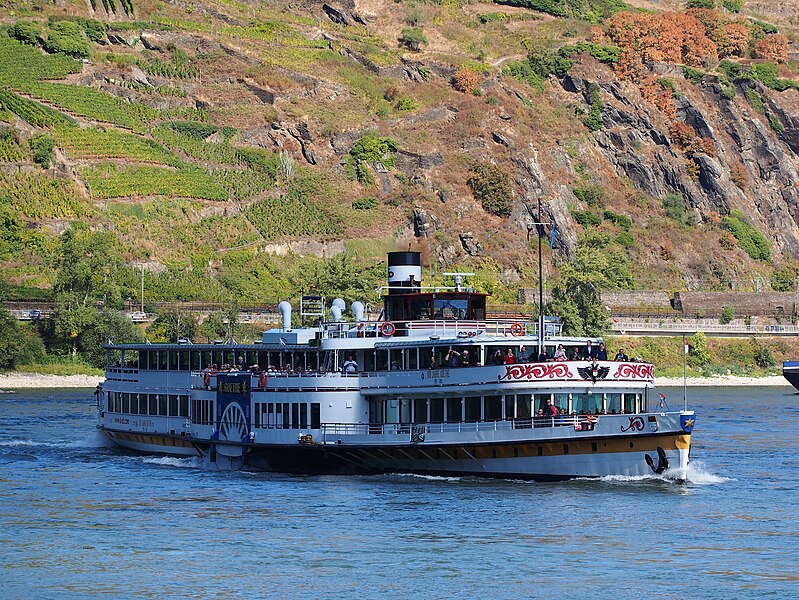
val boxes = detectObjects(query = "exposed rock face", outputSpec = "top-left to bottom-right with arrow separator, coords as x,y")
459,232 -> 482,256
413,206 -> 437,238
562,67 -> 799,257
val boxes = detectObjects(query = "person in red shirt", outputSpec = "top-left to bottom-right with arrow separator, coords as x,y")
504,348 -> 516,364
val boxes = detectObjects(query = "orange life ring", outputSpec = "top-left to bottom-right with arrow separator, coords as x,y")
380,321 -> 396,337
510,322 -> 524,337
258,371 -> 267,388
203,371 -> 210,388
357,322 -> 365,338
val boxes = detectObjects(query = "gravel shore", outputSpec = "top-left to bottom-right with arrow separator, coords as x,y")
0,372 -> 103,390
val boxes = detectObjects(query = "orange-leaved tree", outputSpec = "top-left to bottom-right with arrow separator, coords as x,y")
754,33 -> 789,63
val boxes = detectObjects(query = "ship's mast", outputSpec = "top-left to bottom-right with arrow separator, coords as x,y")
537,198 -> 545,359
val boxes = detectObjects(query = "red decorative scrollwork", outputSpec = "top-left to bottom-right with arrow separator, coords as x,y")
498,363 -> 573,381
620,416 -> 645,432
612,363 -> 654,380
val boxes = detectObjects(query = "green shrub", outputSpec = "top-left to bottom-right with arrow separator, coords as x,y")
400,27 -> 427,51
582,83 -> 604,131
769,114 -> 784,133
29,134 -> 54,168
8,21 -> 41,46
687,331 -> 711,367
559,42 -> 621,66
770,266 -> 796,291
43,21 -> 90,58
722,0 -> 743,12
466,161 -> 512,217
754,345 -> 775,367
494,0 -> 625,21
345,133 -> 398,186
352,196 -> 378,210
395,96 -> 419,111
663,192 -> 692,225
603,209 -> 632,230
78,19 -> 107,43
572,210 -> 603,226
681,66 -> 704,85
720,210 -> 771,261
744,87 -> 765,113
615,231 -> 634,247
720,305 -> 734,324
573,184 -> 605,207
167,120 -> 218,139
687,0 -> 715,7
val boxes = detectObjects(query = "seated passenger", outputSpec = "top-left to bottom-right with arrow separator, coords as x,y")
503,348 -> 516,365
614,348 -> 629,361
518,345 -> 529,363
537,349 -> 549,362
343,355 -> 358,373
553,344 -> 567,361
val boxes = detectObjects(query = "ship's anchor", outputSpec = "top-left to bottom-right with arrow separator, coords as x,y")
645,446 -> 669,474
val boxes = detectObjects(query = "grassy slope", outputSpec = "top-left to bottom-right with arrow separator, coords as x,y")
0,0 -> 797,307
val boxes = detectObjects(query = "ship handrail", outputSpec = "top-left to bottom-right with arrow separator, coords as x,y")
320,318 -> 563,339
319,415 -> 606,438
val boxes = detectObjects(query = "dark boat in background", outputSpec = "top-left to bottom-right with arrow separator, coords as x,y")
783,362 -> 799,391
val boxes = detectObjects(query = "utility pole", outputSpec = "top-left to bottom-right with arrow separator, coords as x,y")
140,264 -> 145,313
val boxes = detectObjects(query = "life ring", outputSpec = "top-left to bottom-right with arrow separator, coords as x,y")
258,372 -> 267,388
380,321 -> 396,337
510,322 -> 524,337
203,371 -> 210,389
357,322 -> 365,338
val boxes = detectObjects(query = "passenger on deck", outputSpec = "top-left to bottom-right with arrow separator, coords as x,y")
249,363 -> 260,373
546,398 -> 559,417
503,348 -> 516,364
491,349 -> 504,365
534,408 -> 547,427
236,356 -> 247,371
537,348 -> 549,362
518,345 -> 529,363
614,348 -> 629,361
343,355 -> 358,374
582,340 -> 595,360
461,350 -> 471,367
446,349 -> 461,367
596,342 -> 608,361
429,354 -> 438,369
554,344 -> 567,361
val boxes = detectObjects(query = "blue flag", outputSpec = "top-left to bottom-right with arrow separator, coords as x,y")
549,227 -> 559,249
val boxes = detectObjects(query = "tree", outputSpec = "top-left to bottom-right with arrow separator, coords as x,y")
8,21 -> 41,46
400,27 -> 427,52
149,310 -> 198,343
687,331 -> 711,367
51,223 -> 125,356
0,307 -> 46,369
78,309 -> 144,368
43,21 -> 90,58
29,134 -> 54,168
547,241 -> 633,336
453,67 -> 480,93
754,33 -> 789,63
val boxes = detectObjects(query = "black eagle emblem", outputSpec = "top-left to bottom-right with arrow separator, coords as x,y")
578,362 -> 610,383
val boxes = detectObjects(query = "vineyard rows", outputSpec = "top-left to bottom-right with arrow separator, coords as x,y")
0,34 -> 82,87
245,195 -> 341,240
54,125 -> 182,166
0,89 -> 74,127
81,163 -> 229,200
0,171 -> 90,219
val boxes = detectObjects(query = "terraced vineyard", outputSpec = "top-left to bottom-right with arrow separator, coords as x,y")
0,171 -> 90,219
54,124 -> 182,166
81,163 -> 229,200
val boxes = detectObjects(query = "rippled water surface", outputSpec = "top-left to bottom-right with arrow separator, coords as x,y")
1,386 -> 798,598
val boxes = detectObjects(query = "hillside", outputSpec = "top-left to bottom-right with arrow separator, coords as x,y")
1,0 -> 798,312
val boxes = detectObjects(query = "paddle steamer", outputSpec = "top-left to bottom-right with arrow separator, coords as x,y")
97,251 -> 695,480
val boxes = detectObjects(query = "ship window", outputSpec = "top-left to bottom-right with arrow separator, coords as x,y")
179,395 -> 189,417
147,351 -> 157,370
180,352 -> 190,371
267,403 -> 274,428
190,351 -> 200,371
158,351 -> 168,370
168,352 -> 178,371
413,398 -> 427,423
430,398 -> 444,423
406,349 -> 418,370
410,298 -> 432,320
623,393 -> 637,414
534,394 -> 550,414
363,350 -> 375,372
311,403 -> 320,429
607,393 -> 621,414
573,393 -> 598,415
553,393 -> 568,414
274,403 -> 282,428
517,394 -> 532,419
212,351 -> 224,369
300,404 -> 308,429
505,395 -> 515,420
282,403 -> 290,429
147,395 -> 156,416
465,396 -> 481,421
446,397 -> 462,422
434,298 -> 468,320
291,403 -> 300,429
169,395 -> 178,416
159,395 -> 167,416
130,394 -> 139,415
484,395 -> 502,421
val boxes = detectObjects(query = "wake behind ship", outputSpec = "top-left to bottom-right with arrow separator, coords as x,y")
97,251 -> 695,480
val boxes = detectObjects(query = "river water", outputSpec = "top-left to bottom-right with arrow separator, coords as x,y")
1,385 -> 797,599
